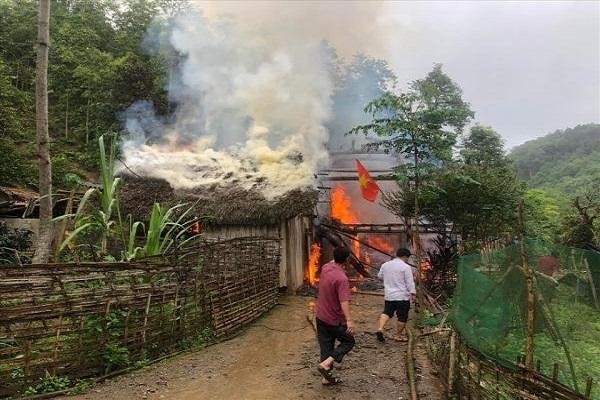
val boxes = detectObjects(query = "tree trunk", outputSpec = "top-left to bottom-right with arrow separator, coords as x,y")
413,144 -> 424,307
32,0 -> 53,264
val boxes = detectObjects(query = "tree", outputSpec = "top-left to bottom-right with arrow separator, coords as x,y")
461,124 -> 506,167
523,189 -> 561,243
32,0 -> 52,263
386,125 -> 523,250
349,64 -> 474,302
327,54 -> 396,151
562,185 -> 600,247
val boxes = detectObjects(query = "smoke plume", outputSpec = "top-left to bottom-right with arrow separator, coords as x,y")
122,2 -> 389,198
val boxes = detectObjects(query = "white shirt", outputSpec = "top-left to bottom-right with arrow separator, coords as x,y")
377,258 -> 417,301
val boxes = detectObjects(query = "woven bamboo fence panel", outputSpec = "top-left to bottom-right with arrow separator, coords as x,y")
0,236 -> 280,398
198,237 -> 281,338
425,330 -> 589,400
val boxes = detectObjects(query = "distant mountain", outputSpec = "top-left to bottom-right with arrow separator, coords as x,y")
510,124 -> 600,196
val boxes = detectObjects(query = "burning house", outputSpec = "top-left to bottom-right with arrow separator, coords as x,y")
119,175 -> 316,292
307,150 -> 412,289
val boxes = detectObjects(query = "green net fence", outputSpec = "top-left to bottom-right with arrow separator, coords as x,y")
452,239 -> 600,397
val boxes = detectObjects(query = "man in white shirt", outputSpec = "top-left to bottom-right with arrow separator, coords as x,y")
376,248 -> 416,342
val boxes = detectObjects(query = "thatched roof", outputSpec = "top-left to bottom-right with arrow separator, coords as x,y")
119,175 -> 317,226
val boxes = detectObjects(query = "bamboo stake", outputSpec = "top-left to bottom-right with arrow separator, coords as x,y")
406,326 -> 418,400
447,330 -> 457,395
52,314 -> 63,375
583,259 -> 599,310
585,377 -> 593,399
142,293 -> 151,345
518,200 -> 535,370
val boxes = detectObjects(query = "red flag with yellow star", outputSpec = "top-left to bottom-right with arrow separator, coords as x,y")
356,160 -> 380,202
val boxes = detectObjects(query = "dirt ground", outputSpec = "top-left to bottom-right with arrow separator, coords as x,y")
63,294 -> 445,400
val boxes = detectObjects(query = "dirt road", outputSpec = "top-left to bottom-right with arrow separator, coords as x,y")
65,294 -> 445,400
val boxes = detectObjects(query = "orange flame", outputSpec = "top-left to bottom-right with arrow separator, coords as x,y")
366,236 -> 393,254
307,243 -> 321,286
331,186 -> 361,258
331,186 -> 359,224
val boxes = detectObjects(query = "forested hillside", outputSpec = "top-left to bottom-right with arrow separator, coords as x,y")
0,0 -> 176,188
510,124 -> 600,196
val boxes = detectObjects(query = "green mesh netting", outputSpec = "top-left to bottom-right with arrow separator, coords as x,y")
452,240 -> 600,397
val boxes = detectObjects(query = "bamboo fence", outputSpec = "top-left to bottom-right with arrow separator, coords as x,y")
0,236 -> 280,398
424,327 -> 593,399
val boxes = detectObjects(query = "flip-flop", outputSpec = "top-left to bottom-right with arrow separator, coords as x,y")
391,335 -> 408,342
317,366 -> 338,384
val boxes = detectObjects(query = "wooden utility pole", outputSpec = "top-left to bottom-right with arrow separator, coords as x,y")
32,0 -> 53,264
518,200 -> 535,369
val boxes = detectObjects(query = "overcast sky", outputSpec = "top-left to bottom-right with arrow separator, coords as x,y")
198,0 -> 599,149
375,1 -> 600,148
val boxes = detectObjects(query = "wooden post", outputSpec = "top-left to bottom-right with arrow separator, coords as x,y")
448,330 -> 458,395
585,377 -> 593,399
584,259 -> 599,310
518,200 -> 535,370
142,293 -> 151,345
406,326 -> 418,400
552,363 -> 559,382
52,314 -> 63,375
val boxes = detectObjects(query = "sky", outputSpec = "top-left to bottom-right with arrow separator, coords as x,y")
378,1 -> 600,148
199,0 -> 599,149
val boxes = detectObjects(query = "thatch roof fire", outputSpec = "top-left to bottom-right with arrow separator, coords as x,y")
119,175 -> 317,226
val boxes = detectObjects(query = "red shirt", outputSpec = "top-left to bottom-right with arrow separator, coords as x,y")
316,261 -> 352,326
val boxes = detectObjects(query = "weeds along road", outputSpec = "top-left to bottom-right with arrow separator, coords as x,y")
64,294 -> 444,400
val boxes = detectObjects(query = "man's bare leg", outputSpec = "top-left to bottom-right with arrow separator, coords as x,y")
377,314 -> 390,342
393,321 -> 407,341
378,313 -> 390,331
319,356 -> 335,384
319,356 -> 334,370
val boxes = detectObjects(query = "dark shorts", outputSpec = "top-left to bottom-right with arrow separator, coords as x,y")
383,300 -> 410,322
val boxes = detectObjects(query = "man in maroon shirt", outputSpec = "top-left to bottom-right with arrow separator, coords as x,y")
316,247 -> 355,385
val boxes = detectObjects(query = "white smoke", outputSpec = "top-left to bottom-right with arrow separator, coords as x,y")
121,2 -> 389,199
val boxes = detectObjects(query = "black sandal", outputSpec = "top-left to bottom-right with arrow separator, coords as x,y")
317,365 -> 340,385
322,376 -> 342,386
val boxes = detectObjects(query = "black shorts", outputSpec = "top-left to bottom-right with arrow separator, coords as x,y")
383,300 -> 410,322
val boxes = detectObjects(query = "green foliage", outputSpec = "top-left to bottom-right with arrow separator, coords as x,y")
461,124 -> 507,167
0,221 -> 33,264
0,0 -> 177,188
180,327 -> 214,350
67,379 -> 94,395
524,189 -> 561,243
511,124 -> 600,197
57,135 -> 123,257
24,371 -> 71,395
561,187 -> 600,247
349,64 -> 474,185
385,125 -> 523,245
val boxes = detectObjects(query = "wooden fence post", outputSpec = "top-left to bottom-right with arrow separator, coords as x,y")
448,330 -> 458,395
518,200 -> 535,370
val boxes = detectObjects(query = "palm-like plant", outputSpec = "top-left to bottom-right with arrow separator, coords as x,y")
130,202 -> 198,259
56,135 -> 122,257
56,135 -> 201,261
